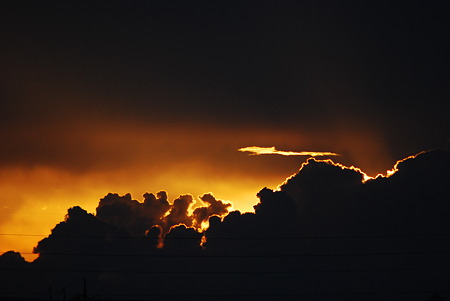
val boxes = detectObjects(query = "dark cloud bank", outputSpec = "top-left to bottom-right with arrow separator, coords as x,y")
1,150 -> 450,301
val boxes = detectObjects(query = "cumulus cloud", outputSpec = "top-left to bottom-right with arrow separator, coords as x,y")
96,191 -> 233,235
2,149 -> 450,300
163,224 -> 203,254
96,192 -> 170,236
238,146 -> 340,156
192,193 -> 232,228
0,251 -> 26,267
162,194 -> 194,232
34,206 -> 123,259
280,157 -> 365,204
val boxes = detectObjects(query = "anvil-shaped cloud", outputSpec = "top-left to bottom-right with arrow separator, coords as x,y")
238,146 -> 340,157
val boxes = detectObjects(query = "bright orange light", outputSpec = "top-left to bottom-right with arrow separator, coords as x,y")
0,116 -> 425,264
238,146 -> 340,157
279,152 -> 424,186
362,153 -> 423,181
200,234 -> 207,248
277,158 -> 373,189
199,221 -> 210,232
386,153 -> 422,177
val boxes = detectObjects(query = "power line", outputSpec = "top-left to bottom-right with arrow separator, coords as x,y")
0,290 -> 442,298
1,266 -> 450,274
1,232 -> 450,239
0,233 -> 48,237
5,249 -> 450,257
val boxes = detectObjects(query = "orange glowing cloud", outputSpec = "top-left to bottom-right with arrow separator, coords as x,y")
238,146 -> 340,157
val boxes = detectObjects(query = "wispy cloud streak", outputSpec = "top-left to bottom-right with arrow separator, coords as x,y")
238,146 -> 340,157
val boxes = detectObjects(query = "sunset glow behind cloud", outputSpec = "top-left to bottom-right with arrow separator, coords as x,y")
238,146 -> 340,157
1,2 -> 449,299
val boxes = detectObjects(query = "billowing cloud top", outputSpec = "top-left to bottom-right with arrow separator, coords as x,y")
239,146 -> 340,157
1,149 -> 449,301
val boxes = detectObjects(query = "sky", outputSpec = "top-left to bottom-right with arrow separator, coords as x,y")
0,0 -> 449,269
1,149 -> 449,300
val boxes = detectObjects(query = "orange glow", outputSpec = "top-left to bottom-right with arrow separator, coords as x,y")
385,153 -> 423,177
362,153 -> 423,180
0,117 -> 421,262
239,146 -> 340,157
0,158 -> 262,261
0,152 -> 414,262
278,158 -> 373,188
0,149 -> 428,262
200,221 -> 210,232
276,155 -> 422,189
200,234 -> 207,248
284,152 -> 425,185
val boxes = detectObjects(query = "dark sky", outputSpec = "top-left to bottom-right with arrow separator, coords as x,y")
2,1 -> 449,148
0,0 -> 449,265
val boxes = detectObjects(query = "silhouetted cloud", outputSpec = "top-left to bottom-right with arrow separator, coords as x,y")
163,224 -> 203,254
279,150 -> 450,236
0,251 -> 26,267
2,2 -> 449,299
95,191 -> 232,236
192,193 -> 232,228
1,149 -> 450,300
162,194 -> 194,232
96,192 -> 170,236
34,206 -> 125,259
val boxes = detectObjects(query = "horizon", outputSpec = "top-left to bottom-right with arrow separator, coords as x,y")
1,148 -> 450,300
1,147 -> 439,263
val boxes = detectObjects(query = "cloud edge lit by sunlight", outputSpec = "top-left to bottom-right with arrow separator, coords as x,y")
238,146 -> 340,157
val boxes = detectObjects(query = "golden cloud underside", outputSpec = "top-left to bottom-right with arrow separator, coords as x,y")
238,146 -> 340,157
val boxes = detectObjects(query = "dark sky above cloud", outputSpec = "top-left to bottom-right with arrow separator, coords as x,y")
0,0 -> 449,273
2,1 -> 449,170
2,1 -> 448,143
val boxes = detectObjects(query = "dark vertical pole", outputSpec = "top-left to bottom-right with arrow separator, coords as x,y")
62,286 -> 66,301
83,277 -> 87,300
48,285 -> 52,301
